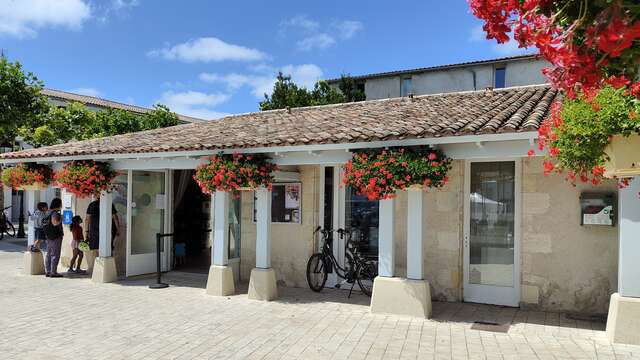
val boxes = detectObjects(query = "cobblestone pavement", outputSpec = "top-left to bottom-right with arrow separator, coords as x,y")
1,242 -> 639,360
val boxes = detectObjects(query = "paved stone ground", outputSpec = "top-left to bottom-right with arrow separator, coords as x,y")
0,242 -> 639,360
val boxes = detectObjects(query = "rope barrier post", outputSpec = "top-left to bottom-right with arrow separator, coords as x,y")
149,233 -> 169,289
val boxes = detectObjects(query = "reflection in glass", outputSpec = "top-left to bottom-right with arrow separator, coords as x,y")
131,171 -> 165,255
228,193 -> 241,259
345,186 -> 379,258
469,162 -> 515,287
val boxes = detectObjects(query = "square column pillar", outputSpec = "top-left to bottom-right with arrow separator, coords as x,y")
378,198 -> 395,277
248,187 -> 277,301
371,192 -> 431,318
206,190 -> 235,296
25,190 -> 37,246
607,177 -> 640,345
406,188 -> 424,280
92,191 -> 117,283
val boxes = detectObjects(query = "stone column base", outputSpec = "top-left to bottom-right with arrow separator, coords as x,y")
606,293 -> 640,345
91,257 -> 118,283
206,265 -> 235,296
23,251 -> 45,275
248,268 -> 278,301
370,277 -> 432,318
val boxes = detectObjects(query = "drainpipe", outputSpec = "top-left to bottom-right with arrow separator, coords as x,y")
467,69 -> 477,91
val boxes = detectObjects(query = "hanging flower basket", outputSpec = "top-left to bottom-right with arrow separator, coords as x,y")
54,160 -> 117,198
0,163 -> 53,190
342,148 -> 452,201
194,153 -> 278,194
603,134 -> 640,178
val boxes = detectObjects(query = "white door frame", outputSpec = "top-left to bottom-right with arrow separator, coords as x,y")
463,158 -> 521,307
126,169 -> 171,277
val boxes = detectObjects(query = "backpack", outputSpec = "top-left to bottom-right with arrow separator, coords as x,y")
42,212 -> 63,240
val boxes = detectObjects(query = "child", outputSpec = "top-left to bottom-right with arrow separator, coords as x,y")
68,215 -> 86,274
29,202 -> 48,252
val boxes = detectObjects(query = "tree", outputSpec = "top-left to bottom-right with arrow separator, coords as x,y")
0,57 -> 48,148
338,74 -> 366,102
259,72 -> 364,111
19,102 -> 180,147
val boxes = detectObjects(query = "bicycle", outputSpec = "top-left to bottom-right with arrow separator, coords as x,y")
306,227 -> 378,297
0,206 -> 16,239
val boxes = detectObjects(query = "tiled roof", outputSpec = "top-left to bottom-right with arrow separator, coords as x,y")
1,85 -> 558,160
42,88 -> 205,123
325,54 -> 541,82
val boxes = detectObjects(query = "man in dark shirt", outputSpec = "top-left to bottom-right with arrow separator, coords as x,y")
85,199 -> 120,251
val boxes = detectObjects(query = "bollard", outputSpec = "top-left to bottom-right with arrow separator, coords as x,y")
149,233 -> 169,289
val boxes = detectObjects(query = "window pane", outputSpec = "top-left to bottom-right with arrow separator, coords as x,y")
494,67 -> 506,88
228,193 -> 241,259
345,187 -> 379,257
469,162 -> 515,287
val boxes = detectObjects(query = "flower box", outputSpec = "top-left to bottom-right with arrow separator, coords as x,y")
16,182 -> 49,191
194,153 -> 277,194
1,164 -> 53,190
604,134 -> 640,178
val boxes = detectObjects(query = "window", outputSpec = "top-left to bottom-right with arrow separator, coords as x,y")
345,186 -> 379,258
228,194 -> 241,259
400,77 -> 413,97
253,183 -> 301,224
494,67 -> 506,88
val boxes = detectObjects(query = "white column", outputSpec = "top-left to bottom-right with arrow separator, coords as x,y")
407,188 -> 424,280
26,190 -> 37,246
98,191 -> 113,258
212,191 -> 229,266
378,198 -> 395,277
619,177 -> 640,298
255,188 -> 272,269
3,186 -> 12,215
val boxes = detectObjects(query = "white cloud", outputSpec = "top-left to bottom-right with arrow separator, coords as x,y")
0,0 -> 91,38
280,15 -> 319,33
332,20 -> 363,40
280,15 -> 363,52
296,33 -> 336,51
70,87 -> 102,97
148,37 -> 267,63
156,90 -> 230,120
199,64 -> 323,99
111,0 -> 139,10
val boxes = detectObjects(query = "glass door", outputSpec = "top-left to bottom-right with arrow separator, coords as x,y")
126,170 -> 169,276
463,160 -> 520,306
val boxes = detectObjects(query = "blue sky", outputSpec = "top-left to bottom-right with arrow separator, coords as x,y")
0,0 -> 533,120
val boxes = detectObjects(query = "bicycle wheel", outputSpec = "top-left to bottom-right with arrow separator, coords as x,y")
356,261 -> 377,297
306,253 -> 328,292
4,220 -> 15,237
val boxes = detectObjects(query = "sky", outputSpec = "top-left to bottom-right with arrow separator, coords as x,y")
0,0 -> 534,120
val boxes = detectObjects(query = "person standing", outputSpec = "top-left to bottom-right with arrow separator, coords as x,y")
44,198 -> 64,278
85,198 -> 119,274
68,215 -> 86,274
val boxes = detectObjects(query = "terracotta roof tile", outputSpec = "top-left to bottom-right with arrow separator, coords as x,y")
1,85 -> 558,160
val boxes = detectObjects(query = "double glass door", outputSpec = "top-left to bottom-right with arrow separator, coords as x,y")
464,160 -> 520,306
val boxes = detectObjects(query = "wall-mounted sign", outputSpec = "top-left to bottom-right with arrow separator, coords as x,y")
62,210 -> 73,225
580,193 -> 615,226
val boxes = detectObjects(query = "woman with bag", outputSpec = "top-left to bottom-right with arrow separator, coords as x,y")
44,198 -> 64,278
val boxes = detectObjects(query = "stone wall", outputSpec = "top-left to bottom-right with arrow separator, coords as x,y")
239,165 -> 320,287
520,157 -> 618,314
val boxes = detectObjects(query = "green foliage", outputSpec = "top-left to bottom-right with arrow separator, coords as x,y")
542,86 -> 640,181
0,57 -> 48,147
19,103 -> 179,147
259,72 -> 364,111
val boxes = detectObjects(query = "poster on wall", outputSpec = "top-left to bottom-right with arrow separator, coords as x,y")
285,184 -> 300,209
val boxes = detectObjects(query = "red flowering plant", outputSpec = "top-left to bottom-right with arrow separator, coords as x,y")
194,153 -> 278,194
536,86 -> 640,186
470,1 -> 640,184
0,163 -> 53,189
54,160 -> 117,198
342,148 -> 452,201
